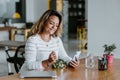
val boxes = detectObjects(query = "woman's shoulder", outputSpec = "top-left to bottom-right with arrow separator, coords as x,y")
27,34 -> 40,42
52,36 -> 62,43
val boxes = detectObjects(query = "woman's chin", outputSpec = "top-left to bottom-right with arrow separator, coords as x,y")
50,32 -> 55,35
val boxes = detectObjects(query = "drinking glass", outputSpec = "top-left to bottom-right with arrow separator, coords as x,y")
85,53 -> 94,68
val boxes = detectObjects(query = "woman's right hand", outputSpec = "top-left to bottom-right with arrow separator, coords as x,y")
48,51 -> 56,64
42,51 -> 56,70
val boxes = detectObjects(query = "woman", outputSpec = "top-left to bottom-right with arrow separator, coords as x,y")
20,10 -> 79,72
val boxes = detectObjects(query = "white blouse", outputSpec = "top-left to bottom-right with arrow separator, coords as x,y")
20,34 -> 72,72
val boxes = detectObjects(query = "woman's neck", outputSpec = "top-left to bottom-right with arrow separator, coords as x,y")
40,33 -> 51,42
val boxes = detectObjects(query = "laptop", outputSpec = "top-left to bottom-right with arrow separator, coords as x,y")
19,70 -> 57,78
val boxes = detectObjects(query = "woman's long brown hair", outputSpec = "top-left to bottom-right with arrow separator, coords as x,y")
28,10 -> 63,38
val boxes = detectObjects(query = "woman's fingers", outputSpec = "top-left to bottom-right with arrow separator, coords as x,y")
69,59 -> 80,67
51,51 -> 56,59
48,51 -> 56,63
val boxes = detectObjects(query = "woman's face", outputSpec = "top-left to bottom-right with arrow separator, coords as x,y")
44,15 -> 59,35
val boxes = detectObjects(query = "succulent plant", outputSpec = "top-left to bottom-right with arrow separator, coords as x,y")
52,59 -> 67,69
103,44 -> 116,55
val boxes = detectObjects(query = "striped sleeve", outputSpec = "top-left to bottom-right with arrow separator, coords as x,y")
25,36 -> 44,70
57,37 -> 72,63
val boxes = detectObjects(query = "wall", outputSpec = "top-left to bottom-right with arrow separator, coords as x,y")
0,0 -> 15,18
26,0 -> 34,22
88,0 -> 120,58
26,0 -> 48,22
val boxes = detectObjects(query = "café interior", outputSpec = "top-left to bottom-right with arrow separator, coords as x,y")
0,0 -> 120,79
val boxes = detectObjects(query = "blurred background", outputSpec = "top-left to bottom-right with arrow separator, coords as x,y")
0,0 -> 120,76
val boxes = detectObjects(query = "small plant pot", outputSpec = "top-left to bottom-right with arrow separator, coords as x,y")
55,69 -> 63,76
106,55 -> 114,64
98,57 -> 108,70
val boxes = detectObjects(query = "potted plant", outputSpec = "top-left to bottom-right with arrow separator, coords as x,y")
52,59 -> 67,76
103,44 -> 116,64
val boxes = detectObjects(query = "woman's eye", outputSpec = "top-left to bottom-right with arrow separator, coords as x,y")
49,21 -> 59,27
50,22 -> 54,25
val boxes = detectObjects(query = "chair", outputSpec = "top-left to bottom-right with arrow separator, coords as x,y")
7,45 -> 25,73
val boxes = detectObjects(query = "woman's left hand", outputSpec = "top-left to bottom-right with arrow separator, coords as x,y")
69,58 -> 80,68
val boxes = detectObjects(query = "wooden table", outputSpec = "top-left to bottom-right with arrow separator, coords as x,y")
0,27 -> 16,31
10,28 -> 30,41
0,27 -> 30,41
0,27 -> 17,40
0,40 -> 25,47
0,58 -> 120,80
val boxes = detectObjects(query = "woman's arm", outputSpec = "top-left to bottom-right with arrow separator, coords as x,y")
25,36 -> 44,70
57,37 -> 80,68
57,38 -> 72,63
